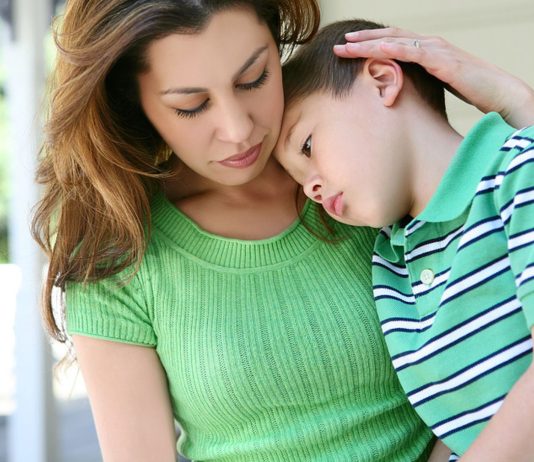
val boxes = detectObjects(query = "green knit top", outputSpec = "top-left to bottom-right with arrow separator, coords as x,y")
66,192 -> 432,461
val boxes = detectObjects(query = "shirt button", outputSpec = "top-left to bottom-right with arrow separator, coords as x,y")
420,269 -> 435,286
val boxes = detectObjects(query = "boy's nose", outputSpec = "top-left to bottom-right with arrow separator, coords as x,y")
304,180 -> 322,203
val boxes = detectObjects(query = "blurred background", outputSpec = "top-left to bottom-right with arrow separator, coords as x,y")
0,0 -> 533,461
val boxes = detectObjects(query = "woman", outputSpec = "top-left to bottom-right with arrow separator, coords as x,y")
33,1 -> 534,460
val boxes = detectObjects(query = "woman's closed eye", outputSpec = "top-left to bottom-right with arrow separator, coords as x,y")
174,100 -> 209,119
301,135 -> 312,158
174,68 -> 270,119
236,68 -> 270,91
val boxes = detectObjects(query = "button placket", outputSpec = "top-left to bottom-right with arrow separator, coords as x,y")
420,268 -> 435,286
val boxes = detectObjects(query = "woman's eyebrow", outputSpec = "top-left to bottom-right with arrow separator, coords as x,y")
232,45 -> 269,80
160,45 -> 269,96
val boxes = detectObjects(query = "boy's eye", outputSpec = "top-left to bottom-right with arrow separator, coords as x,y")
301,135 -> 312,158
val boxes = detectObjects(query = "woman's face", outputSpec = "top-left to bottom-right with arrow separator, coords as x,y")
138,7 -> 284,186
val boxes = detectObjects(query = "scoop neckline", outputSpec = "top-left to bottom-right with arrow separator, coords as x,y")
149,191 -> 322,270
161,191 -> 312,243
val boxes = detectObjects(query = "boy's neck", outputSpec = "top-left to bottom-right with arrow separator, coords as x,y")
406,108 -> 464,218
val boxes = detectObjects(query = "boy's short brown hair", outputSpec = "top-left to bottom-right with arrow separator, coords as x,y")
283,19 -> 447,117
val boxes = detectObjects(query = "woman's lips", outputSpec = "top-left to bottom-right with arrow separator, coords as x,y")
323,192 -> 344,217
218,143 -> 262,168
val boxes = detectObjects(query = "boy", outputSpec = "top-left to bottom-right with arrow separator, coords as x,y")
275,19 -> 534,460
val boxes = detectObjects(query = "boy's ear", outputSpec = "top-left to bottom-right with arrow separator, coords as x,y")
363,58 -> 404,107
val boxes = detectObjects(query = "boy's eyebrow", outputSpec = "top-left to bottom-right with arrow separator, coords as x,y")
284,112 -> 302,148
160,45 -> 269,95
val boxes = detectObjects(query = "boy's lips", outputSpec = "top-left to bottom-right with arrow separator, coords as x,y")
323,192 -> 344,217
218,143 -> 262,168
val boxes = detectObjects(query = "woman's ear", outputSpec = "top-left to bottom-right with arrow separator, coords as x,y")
363,58 -> 404,107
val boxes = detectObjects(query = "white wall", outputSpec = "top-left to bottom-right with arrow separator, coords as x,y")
318,0 -> 534,134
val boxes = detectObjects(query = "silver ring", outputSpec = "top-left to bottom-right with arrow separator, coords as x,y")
412,39 -> 421,49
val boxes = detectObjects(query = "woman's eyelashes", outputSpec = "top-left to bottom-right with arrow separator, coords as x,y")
174,68 -> 270,119
175,101 -> 209,119
237,69 -> 270,91
300,134 -> 312,158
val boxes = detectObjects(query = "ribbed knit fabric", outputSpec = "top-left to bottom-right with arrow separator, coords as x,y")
67,193 -> 433,461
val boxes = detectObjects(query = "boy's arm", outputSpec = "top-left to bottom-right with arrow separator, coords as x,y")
333,27 -> 534,128
460,132 -> 534,461
427,439 -> 451,462
459,327 -> 534,461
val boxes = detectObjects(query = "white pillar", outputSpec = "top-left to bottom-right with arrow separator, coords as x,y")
4,0 -> 58,460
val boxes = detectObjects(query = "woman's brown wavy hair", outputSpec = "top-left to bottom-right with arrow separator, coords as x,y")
33,0 -> 320,343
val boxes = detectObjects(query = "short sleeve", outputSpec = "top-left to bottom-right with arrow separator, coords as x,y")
66,268 -> 157,346
494,126 -> 534,327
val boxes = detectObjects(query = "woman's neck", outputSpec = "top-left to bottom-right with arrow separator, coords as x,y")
161,157 -> 303,240
163,156 -> 294,204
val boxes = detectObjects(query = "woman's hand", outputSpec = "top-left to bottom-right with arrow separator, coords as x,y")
334,27 -> 534,128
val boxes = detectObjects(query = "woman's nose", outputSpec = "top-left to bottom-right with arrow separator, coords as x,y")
215,98 -> 254,144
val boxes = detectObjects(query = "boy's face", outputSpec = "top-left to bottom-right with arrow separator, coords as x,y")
275,88 -> 411,228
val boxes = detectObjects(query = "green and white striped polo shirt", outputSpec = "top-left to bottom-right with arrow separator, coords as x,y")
372,113 -> 534,457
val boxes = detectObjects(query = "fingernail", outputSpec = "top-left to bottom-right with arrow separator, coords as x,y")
333,45 -> 345,51
345,32 -> 359,38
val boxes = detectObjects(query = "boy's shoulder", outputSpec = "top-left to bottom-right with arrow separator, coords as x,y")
499,124 -> 534,152
493,123 -> 534,177
472,115 -> 534,177
487,123 -> 534,211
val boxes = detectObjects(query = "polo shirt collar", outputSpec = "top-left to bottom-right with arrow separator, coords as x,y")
416,112 -> 514,223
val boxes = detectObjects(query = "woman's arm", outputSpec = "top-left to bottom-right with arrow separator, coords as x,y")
72,335 -> 178,462
333,28 -> 534,128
